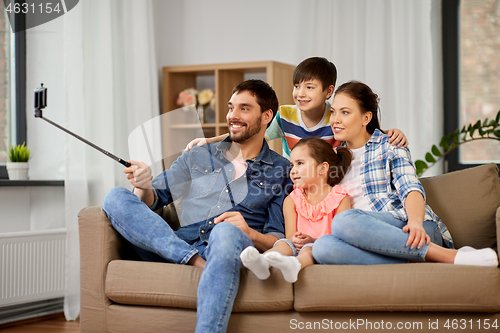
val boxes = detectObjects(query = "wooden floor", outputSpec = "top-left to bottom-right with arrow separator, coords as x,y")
0,314 -> 79,333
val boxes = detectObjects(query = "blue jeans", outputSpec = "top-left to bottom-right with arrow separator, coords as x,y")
313,209 -> 443,265
103,187 -> 254,333
274,238 -> 313,257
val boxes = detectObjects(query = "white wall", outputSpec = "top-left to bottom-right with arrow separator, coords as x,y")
0,187 -> 65,233
153,0 -> 309,70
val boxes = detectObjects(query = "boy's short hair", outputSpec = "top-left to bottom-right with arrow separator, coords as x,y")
293,57 -> 337,91
232,79 -> 279,127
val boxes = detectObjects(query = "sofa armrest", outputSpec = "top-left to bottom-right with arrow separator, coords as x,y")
496,206 -> 500,255
78,206 -> 125,332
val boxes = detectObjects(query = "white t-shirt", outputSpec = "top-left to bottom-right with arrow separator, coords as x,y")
339,146 -> 372,211
223,150 -> 248,180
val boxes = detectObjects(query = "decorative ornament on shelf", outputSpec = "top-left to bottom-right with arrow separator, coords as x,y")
177,88 -> 216,124
415,109 -> 500,176
6,142 -> 31,180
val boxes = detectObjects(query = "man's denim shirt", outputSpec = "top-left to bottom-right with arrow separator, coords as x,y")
149,137 -> 293,242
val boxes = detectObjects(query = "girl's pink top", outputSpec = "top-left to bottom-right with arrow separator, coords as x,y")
289,185 -> 349,239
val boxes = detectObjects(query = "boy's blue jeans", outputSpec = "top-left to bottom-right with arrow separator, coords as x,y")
103,187 -> 254,333
313,209 -> 443,265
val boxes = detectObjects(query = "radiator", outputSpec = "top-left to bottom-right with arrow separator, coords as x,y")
0,229 -> 66,307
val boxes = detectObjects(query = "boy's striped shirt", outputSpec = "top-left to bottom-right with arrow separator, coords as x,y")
265,103 -> 341,159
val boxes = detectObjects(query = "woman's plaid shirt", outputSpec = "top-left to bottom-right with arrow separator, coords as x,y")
357,129 -> 453,248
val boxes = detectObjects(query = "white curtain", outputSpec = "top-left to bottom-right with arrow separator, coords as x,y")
300,0 -> 443,171
63,0 -> 160,320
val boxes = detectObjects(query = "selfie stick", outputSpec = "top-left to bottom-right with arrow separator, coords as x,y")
34,84 -> 132,168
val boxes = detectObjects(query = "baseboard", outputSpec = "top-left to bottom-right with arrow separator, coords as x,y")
0,297 -> 64,326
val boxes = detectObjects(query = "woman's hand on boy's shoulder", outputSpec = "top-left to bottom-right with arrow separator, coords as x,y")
387,128 -> 408,148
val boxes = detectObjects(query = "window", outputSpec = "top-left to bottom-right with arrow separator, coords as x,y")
0,1 -> 26,179
443,0 -> 500,172
0,6 -> 10,167
460,0 -> 500,164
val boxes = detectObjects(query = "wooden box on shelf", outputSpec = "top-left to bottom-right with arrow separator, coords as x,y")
162,61 -> 295,163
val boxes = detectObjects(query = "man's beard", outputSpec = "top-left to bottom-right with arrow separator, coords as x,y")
228,114 -> 262,143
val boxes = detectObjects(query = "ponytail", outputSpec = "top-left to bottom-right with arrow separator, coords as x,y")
328,146 -> 352,186
292,137 -> 353,187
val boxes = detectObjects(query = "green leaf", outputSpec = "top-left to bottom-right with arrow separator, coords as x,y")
466,124 -> 474,138
431,145 -> 442,157
414,112 -> 500,174
7,142 -> 30,162
415,160 -> 428,176
453,130 -> 459,144
425,152 -> 436,163
439,137 -> 449,151
470,129 -> 476,138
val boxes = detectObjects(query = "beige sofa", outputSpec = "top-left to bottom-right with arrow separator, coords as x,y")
79,163 -> 500,332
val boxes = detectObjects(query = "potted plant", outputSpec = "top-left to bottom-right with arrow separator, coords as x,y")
415,110 -> 500,176
6,142 -> 30,180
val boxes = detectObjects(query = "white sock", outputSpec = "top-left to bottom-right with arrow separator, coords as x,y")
454,246 -> 499,267
240,246 -> 270,280
264,251 -> 301,283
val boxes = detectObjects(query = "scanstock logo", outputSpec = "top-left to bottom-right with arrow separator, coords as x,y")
3,0 -> 80,32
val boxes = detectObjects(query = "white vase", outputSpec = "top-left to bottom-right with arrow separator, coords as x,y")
6,162 -> 29,180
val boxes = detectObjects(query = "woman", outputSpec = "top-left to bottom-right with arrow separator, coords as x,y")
312,81 -> 498,266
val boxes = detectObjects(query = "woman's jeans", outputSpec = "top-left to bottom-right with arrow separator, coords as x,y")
313,209 -> 443,265
103,187 -> 254,333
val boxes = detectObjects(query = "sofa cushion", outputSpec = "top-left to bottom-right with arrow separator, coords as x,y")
420,163 -> 500,249
105,260 -> 293,312
294,264 -> 500,312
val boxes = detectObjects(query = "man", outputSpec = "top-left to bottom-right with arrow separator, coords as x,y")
103,79 -> 292,332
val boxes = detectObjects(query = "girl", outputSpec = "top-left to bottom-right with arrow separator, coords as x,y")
312,80 -> 498,267
240,136 -> 352,283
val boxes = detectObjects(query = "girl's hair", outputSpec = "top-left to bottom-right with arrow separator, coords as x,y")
334,80 -> 381,134
292,137 -> 352,186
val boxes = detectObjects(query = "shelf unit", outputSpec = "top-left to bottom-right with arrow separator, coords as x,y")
0,180 -> 64,187
162,61 -> 296,160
